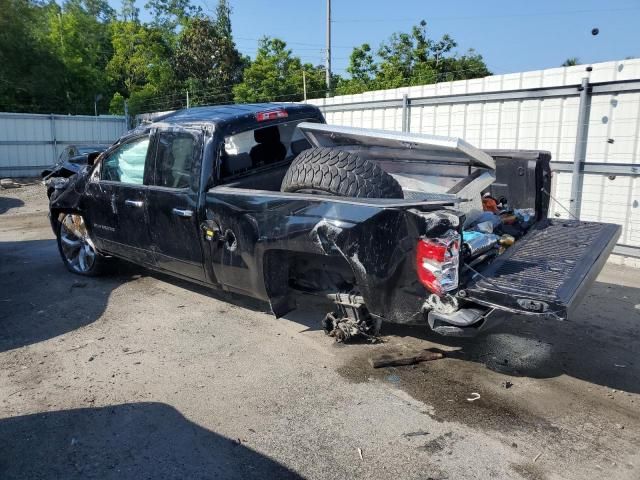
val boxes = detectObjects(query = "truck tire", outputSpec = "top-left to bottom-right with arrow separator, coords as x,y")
281,147 -> 404,199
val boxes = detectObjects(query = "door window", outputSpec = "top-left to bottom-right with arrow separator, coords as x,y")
101,137 -> 150,184
152,132 -> 197,189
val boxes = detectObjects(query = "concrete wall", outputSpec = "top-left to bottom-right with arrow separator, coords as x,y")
0,113 -> 128,177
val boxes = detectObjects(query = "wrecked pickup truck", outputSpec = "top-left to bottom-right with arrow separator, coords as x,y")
49,103 -> 621,340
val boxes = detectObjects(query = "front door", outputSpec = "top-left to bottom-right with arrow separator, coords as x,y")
83,134 -> 155,265
145,129 -> 206,281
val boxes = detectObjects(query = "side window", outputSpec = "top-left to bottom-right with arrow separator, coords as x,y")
152,132 -> 197,189
101,137 -> 150,185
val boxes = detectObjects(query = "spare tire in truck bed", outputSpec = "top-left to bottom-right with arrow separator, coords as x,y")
281,147 -> 404,199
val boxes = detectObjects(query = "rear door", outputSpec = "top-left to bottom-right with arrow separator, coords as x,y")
83,134 -> 155,264
145,128 -> 206,282
463,219 -> 621,320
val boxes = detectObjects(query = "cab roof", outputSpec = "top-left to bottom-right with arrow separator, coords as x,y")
150,102 -> 322,128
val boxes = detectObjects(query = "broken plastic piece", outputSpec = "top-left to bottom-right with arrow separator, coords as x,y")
466,392 -> 481,402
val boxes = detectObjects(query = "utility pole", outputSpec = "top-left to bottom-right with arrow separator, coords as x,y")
325,0 -> 331,96
302,70 -> 307,102
124,100 -> 129,129
186,90 -> 190,109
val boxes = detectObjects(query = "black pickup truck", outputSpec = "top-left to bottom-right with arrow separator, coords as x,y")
49,103 -> 621,340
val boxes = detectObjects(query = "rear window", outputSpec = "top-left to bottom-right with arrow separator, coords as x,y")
220,120 -> 311,178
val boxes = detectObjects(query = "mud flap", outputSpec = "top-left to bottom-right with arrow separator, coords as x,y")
463,219 -> 621,320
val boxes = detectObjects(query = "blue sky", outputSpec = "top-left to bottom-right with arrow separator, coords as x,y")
112,0 -> 640,76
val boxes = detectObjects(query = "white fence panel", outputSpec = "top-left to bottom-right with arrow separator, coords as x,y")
0,112 -> 127,177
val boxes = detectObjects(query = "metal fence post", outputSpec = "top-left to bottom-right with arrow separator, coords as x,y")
401,94 -> 410,132
569,77 -> 591,219
49,114 -> 57,164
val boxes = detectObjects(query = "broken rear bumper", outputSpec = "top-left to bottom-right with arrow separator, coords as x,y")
427,306 -> 509,337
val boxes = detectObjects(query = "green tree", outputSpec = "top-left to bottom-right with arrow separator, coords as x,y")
144,0 -> 199,33
335,43 -> 377,94
562,57 -> 580,67
121,0 -> 139,22
336,20 -> 490,95
233,37 -> 326,103
0,0 -> 69,112
44,0 -> 116,113
107,20 -> 177,115
174,3 -> 245,105
215,0 -> 232,37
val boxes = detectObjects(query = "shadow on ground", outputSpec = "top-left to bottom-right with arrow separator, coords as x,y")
0,239 -> 129,353
0,402 -> 302,480
0,237 -> 269,354
2,234 -> 638,393
382,279 -> 640,393
0,196 -> 24,214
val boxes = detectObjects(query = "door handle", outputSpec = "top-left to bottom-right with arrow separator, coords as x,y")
124,199 -> 144,208
172,208 -> 194,218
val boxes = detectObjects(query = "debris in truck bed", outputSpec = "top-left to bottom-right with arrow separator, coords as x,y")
369,348 -> 446,368
482,195 -> 499,213
462,231 -> 499,258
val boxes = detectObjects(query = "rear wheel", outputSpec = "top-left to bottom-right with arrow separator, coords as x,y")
281,147 -> 404,199
56,213 -> 106,276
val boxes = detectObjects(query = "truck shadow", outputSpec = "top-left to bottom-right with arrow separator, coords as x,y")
0,238 -> 269,354
0,402 -> 302,480
0,239 -> 121,353
384,279 -> 640,393
3,237 -> 637,394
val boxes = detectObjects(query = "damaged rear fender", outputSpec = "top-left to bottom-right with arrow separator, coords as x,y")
271,208 -> 464,324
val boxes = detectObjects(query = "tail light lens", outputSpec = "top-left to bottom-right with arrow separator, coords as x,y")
416,230 -> 460,296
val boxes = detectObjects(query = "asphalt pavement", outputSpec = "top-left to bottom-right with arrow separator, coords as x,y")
1,183 -> 639,479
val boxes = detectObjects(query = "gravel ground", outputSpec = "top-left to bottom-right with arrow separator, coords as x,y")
1,183 -> 639,480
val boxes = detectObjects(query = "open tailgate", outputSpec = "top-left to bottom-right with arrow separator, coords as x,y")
464,219 -> 621,320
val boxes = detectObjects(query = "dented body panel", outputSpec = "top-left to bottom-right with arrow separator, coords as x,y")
49,103 -> 621,337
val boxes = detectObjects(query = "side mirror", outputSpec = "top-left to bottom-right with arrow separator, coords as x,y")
86,151 -> 101,166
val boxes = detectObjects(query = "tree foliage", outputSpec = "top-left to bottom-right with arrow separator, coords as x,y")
232,38 -> 327,103
174,13 -> 245,105
562,57 -> 580,67
0,4 -> 493,116
336,20 -> 491,95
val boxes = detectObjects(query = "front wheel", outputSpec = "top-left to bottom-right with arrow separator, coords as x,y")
56,213 -> 106,276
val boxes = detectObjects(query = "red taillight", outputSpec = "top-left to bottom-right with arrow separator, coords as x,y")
416,231 -> 460,296
255,109 -> 288,122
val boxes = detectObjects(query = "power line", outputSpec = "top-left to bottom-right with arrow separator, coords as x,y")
332,6 -> 640,23
135,65 -> 497,114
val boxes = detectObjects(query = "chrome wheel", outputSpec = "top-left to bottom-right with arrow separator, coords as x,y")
59,214 -> 96,273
